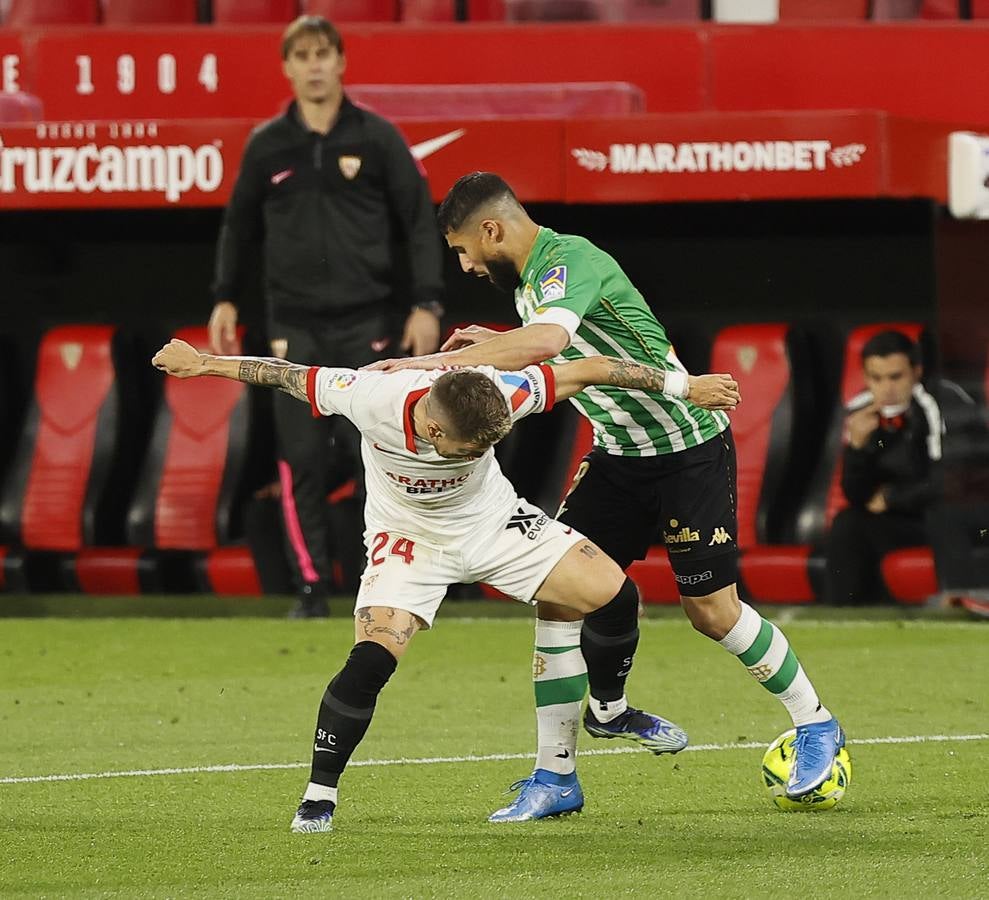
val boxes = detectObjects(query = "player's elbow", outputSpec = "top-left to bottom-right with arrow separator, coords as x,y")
524,325 -> 569,363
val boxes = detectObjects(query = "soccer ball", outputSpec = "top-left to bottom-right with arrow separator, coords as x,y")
761,728 -> 852,811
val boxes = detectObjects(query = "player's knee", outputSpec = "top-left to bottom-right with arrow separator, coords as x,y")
324,641 -> 398,713
536,600 -> 585,622
583,576 -> 640,638
681,588 -> 741,641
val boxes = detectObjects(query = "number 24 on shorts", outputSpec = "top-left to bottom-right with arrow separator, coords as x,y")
370,533 -> 416,567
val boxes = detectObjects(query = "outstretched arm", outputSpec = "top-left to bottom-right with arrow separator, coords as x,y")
366,323 -> 568,373
152,339 -> 310,403
553,356 -> 740,410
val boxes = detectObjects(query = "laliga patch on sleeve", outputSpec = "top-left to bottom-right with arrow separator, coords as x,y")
538,265 -> 568,302
327,371 -> 358,391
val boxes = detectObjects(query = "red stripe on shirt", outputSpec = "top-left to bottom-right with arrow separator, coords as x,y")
538,364 -> 556,412
403,388 -> 430,453
306,367 -> 321,418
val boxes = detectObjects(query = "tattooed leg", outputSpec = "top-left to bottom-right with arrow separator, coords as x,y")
303,610 -> 419,806
354,606 -> 422,659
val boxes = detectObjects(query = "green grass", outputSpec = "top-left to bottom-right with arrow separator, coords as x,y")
1,614 -> 987,898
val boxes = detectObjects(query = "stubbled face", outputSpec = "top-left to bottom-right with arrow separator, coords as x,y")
445,226 -> 519,294
863,352 -> 920,410
283,34 -> 345,104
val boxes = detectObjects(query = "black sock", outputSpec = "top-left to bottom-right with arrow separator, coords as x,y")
309,641 -> 398,793
581,577 -> 640,704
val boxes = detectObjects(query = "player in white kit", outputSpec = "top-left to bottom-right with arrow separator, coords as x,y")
151,338 -> 739,833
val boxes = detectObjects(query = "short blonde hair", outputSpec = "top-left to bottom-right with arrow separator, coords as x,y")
430,371 -> 512,446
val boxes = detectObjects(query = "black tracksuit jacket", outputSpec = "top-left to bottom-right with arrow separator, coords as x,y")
212,97 -> 443,325
841,390 -> 943,517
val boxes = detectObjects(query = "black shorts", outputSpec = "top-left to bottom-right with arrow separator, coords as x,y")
556,429 -> 739,593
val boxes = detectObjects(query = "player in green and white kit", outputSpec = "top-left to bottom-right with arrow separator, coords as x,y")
375,172 -> 844,818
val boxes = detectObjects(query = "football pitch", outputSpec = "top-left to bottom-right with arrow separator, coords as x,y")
1,610 -> 986,898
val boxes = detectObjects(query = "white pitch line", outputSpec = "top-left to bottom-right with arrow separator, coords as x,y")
1,733 -> 986,787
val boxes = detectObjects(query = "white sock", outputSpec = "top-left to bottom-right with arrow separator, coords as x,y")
302,783 -> 338,804
719,602 -> 831,727
589,694 -> 628,724
533,619 -> 586,775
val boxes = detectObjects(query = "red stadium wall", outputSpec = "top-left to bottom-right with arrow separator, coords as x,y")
1,24 -> 988,125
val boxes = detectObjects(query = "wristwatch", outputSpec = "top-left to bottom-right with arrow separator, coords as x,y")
412,300 -> 445,318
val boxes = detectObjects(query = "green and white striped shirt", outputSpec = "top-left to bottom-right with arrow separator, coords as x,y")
515,227 -> 728,456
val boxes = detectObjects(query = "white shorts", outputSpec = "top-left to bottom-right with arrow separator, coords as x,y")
354,497 -> 585,628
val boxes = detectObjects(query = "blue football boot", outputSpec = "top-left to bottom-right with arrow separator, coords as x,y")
488,769 -> 584,823
583,705 -> 688,755
786,717 -> 846,798
290,799 -> 334,833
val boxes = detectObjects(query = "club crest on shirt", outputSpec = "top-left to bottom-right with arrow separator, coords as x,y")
338,155 -> 362,180
329,371 -> 358,391
539,265 -> 567,302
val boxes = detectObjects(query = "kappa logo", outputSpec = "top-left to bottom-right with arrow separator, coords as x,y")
539,265 -> 568,302
674,571 -> 713,586
708,527 -> 733,546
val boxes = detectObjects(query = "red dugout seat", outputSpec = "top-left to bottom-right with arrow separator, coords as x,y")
871,0 -> 923,18
708,325 -> 817,603
504,0 -> 697,19
302,0 -> 398,20
881,547 -> 937,605
467,0 -> 507,17
0,326 -> 145,591
920,0 -> 960,17
102,0 -> 198,24
778,0 -> 868,18
212,0 -> 299,23
73,327 -> 264,596
5,0 -> 99,24
402,0 -> 455,19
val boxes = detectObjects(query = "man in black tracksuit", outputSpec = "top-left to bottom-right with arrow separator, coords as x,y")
209,15 -> 444,616
824,331 -> 942,605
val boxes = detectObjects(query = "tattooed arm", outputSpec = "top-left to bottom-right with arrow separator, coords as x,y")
552,356 -> 741,411
151,339 -> 309,403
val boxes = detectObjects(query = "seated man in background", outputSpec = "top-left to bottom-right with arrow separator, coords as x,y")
824,330 -> 943,605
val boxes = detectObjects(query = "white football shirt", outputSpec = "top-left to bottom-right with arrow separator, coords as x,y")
306,365 -> 556,544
